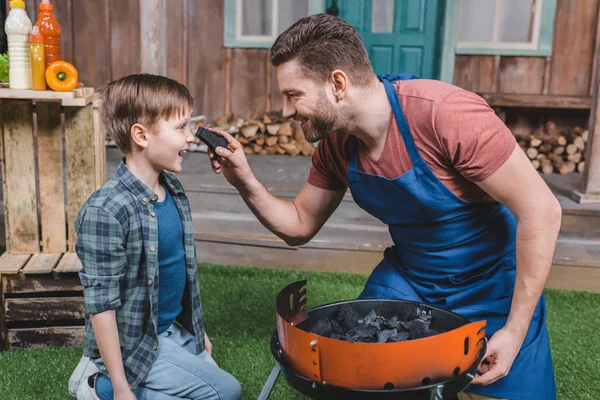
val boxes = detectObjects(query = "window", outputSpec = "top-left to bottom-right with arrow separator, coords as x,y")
456,0 -> 556,56
224,0 -> 325,48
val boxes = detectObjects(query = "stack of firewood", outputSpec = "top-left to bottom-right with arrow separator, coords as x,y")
195,111 -> 315,156
517,122 -> 588,175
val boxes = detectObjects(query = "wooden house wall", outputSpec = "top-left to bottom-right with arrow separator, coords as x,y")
10,0 -> 283,121
8,0 -> 600,123
453,0 -> 600,99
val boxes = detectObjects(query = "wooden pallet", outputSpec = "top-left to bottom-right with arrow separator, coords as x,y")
0,252 -> 83,350
0,90 -> 103,350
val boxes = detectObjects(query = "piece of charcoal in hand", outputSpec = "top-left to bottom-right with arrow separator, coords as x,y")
312,318 -> 334,337
338,305 -> 360,331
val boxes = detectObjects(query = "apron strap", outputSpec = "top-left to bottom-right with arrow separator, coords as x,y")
378,75 -> 424,166
349,73 -> 423,173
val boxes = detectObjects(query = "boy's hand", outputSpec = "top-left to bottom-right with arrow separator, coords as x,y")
204,332 -> 213,356
207,129 -> 258,192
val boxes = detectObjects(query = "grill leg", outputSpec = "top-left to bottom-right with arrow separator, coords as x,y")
257,363 -> 281,400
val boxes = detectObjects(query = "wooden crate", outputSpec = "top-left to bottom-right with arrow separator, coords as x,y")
0,89 -> 105,350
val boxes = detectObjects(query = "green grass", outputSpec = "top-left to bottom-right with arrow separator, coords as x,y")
0,263 -> 598,399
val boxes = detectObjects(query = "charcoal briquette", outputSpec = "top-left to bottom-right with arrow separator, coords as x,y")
313,318 -> 334,337
338,305 -> 360,331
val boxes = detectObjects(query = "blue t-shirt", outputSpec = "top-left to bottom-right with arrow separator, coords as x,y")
154,187 -> 187,335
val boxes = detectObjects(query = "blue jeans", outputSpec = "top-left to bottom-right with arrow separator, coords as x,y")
96,324 -> 241,400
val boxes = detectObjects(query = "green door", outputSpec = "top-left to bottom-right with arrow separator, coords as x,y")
327,0 -> 443,78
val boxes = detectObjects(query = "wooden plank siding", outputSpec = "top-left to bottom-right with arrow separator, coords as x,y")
28,0 -> 286,120
454,0 -> 600,107
28,0 -> 600,120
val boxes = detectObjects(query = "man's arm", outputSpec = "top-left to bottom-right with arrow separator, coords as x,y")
208,130 -> 346,246
472,145 -> 562,385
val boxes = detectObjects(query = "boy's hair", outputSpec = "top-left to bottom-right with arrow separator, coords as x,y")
99,74 -> 193,154
270,14 -> 373,86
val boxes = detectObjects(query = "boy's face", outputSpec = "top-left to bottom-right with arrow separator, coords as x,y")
146,110 -> 194,173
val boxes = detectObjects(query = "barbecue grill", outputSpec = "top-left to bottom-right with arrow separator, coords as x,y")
258,280 -> 487,400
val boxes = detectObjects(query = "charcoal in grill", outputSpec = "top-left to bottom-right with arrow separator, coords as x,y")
310,306 -> 436,343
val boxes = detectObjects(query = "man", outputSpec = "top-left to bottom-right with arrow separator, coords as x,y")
208,14 -> 560,399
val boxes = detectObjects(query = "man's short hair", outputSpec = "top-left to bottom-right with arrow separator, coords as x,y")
99,74 -> 193,154
270,13 -> 373,86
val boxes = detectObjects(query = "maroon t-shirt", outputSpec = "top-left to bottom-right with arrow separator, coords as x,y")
308,79 -> 516,202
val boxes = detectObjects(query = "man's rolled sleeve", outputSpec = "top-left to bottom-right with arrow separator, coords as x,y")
75,206 -> 127,316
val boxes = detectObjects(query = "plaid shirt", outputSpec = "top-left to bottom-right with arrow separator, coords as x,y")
76,160 -> 205,389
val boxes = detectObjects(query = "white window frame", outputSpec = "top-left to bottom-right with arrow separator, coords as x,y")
456,0 -> 556,56
224,0 -> 325,48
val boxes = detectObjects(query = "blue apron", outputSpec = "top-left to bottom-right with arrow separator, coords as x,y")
353,74 -> 556,399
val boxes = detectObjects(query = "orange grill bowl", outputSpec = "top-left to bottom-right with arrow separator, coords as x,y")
275,280 -> 486,390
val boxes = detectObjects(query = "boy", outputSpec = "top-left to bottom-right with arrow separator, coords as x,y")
69,74 -> 242,400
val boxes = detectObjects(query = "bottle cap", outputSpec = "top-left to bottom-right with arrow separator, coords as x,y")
39,0 -> 53,11
30,25 -> 44,43
9,0 -> 26,8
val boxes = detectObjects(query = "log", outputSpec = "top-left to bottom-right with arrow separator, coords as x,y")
526,148 -> 539,159
280,142 -> 300,156
553,146 -> 565,155
578,161 -> 585,173
531,159 -> 541,170
275,146 -> 286,155
215,114 -> 233,126
567,152 -> 583,163
266,123 -> 281,135
539,143 -> 553,154
243,147 -> 254,155
241,124 -> 259,138
566,144 -> 578,155
265,136 -> 279,147
529,137 -> 542,148
279,135 -> 290,144
573,136 -> 585,150
278,121 -> 293,136
541,135 -> 558,146
263,111 -> 284,124
255,136 -> 265,146
238,136 -> 250,145
582,130 -> 589,142
252,144 -> 263,153
540,159 -> 554,175
557,136 -> 567,146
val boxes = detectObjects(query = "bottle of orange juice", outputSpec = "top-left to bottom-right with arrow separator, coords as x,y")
29,25 -> 46,90
35,0 -> 61,68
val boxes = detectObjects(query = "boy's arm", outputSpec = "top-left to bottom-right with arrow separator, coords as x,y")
75,206 -> 132,394
91,310 -> 134,396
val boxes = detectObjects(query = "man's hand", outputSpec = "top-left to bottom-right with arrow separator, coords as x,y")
472,326 -> 524,385
207,129 -> 257,191
204,332 -> 213,356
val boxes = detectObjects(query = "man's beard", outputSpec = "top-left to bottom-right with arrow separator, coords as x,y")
301,94 -> 338,143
